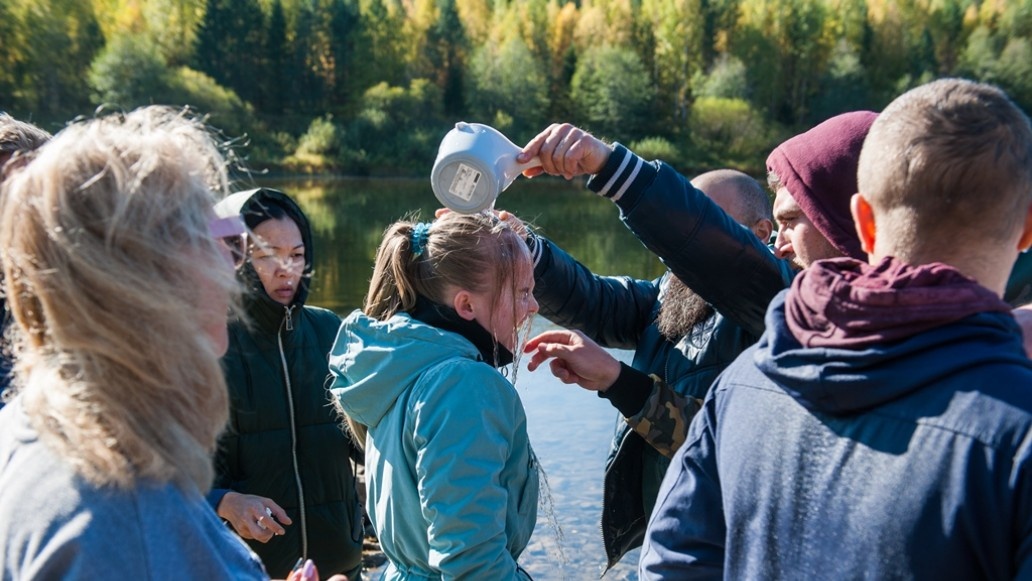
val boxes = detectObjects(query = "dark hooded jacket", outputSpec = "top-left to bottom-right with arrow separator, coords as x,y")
207,188 -> 363,578
640,257 -> 1032,580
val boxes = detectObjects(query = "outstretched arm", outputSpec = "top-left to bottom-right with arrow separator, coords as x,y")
525,330 -> 703,457
520,124 -> 792,338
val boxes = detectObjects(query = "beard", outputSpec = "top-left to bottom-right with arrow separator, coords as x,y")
656,275 -> 714,342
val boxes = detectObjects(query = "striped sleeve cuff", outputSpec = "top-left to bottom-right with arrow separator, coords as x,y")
585,143 -> 656,202
526,231 -> 544,269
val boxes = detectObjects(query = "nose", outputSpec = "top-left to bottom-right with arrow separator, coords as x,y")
276,256 -> 303,276
529,294 -> 539,316
773,230 -> 791,259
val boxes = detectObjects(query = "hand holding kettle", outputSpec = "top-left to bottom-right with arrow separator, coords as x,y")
516,123 -> 614,180
431,121 -> 614,213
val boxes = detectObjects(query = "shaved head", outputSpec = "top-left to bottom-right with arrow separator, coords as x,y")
691,169 -> 772,232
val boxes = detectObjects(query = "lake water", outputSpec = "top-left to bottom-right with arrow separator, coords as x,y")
516,335 -> 641,581
255,176 -> 664,580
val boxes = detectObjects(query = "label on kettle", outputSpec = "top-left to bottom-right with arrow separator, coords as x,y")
448,163 -> 482,202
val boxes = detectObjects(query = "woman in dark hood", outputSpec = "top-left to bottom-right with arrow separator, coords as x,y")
207,188 -> 364,579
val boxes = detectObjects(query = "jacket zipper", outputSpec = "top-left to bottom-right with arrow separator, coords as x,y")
279,305 -> 307,558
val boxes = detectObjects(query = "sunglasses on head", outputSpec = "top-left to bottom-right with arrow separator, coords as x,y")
208,215 -> 248,269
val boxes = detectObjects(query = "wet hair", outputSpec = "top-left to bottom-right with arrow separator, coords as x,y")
859,78 -> 1032,257
345,211 -> 531,446
0,106 -> 238,491
364,211 -> 528,323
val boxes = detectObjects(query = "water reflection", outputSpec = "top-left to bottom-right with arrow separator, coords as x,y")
256,176 -> 660,579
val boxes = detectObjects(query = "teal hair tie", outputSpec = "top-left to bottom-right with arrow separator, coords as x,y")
411,222 -> 431,258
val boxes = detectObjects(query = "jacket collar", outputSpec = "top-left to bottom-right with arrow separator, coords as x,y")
243,290 -> 298,334
408,296 -> 513,367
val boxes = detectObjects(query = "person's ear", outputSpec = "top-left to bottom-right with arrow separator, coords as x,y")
452,290 -> 477,321
1017,203 -> 1032,252
751,219 -> 774,245
851,193 -> 876,255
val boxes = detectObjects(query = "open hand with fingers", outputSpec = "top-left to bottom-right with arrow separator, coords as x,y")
524,329 -> 622,392
517,123 -> 613,180
216,491 -> 292,543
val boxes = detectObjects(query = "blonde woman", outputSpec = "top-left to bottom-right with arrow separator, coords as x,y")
0,107 -> 342,581
330,211 -> 539,580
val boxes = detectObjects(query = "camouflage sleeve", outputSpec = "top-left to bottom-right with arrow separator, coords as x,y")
624,374 -> 703,459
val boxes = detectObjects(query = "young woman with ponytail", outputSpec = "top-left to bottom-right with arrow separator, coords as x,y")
330,211 -> 540,580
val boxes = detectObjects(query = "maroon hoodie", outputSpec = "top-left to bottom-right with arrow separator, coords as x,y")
766,111 -> 878,261
786,256 -> 1012,348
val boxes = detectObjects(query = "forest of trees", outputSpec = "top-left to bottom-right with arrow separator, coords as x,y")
1,0 -> 1030,175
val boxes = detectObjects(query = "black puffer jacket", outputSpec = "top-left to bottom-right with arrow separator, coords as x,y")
208,188 -> 363,578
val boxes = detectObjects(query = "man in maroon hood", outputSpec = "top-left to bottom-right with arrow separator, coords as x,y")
766,110 -> 876,268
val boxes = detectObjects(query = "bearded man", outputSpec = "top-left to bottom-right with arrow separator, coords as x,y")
524,169 -> 782,570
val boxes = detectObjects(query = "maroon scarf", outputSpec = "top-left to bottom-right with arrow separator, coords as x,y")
786,256 -> 1012,348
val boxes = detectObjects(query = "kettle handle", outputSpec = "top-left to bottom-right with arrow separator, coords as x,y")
514,156 -> 542,173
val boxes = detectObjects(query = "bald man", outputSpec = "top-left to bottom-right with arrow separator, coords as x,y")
522,168 -> 780,570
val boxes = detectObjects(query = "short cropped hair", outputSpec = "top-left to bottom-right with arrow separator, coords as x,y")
0,106 -> 237,491
859,79 -> 1032,253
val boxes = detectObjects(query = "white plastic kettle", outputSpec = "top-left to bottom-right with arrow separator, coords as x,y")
430,122 -> 542,213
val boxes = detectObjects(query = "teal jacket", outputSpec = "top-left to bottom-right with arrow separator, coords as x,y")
330,309 -> 538,580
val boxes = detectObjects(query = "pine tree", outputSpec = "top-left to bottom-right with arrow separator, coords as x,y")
262,0 -> 288,114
